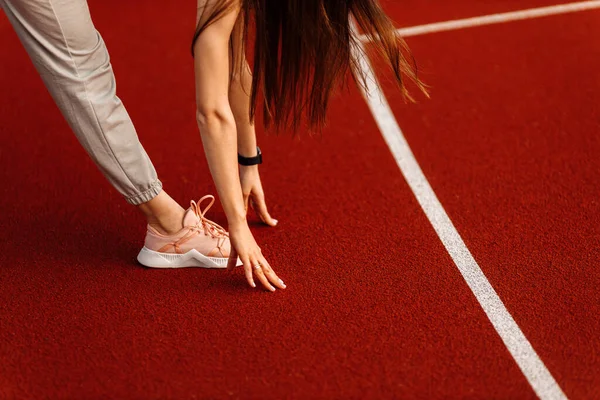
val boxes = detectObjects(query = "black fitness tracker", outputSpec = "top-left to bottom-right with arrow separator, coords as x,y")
238,146 -> 262,166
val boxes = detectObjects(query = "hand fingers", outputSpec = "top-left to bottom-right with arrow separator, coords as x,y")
243,256 -> 256,288
250,192 -> 278,227
251,258 -> 276,292
259,257 -> 286,289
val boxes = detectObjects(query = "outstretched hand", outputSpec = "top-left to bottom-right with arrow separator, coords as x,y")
227,222 -> 286,292
239,165 -> 278,227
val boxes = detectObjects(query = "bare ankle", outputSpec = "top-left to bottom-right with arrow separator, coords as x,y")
138,190 -> 185,235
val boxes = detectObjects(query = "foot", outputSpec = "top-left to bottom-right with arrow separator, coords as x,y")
137,195 -> 241,269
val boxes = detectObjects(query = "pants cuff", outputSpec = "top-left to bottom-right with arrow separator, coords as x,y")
125,180 -> 163,205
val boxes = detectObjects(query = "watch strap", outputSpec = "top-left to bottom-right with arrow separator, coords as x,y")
238,146 -> 262,166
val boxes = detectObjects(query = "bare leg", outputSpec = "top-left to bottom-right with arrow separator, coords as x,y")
138,191 -> 186,235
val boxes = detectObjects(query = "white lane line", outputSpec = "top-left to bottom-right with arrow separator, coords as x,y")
359,1 -> 600,40
351,29 -> 568,400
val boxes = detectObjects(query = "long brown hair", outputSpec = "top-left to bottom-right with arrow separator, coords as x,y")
193,0 -> 427,132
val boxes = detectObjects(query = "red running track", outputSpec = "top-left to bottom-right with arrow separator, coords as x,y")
0,0 -> 597,399
377,5 -> 600,400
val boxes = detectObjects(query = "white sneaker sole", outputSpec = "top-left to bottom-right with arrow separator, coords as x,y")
137,247 -> 242,269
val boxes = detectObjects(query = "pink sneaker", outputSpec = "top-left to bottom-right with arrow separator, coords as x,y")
137,195 -> 241,269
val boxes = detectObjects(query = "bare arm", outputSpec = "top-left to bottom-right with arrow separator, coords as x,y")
194,0 -> 284,291
228,14 -> 256,157
194,3 -> 244,227
228,14 -> 277,226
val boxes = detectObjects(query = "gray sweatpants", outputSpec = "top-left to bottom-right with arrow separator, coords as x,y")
1,0 -> 162,205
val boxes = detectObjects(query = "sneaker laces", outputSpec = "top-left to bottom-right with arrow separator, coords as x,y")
158,195 -> 229,255
190,195 -> 228,239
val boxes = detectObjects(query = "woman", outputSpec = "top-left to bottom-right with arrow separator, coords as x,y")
1,0 -> 423,292
190,0 -> 425,288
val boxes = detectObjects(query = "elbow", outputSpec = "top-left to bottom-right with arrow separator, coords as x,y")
196,106 -> 236,135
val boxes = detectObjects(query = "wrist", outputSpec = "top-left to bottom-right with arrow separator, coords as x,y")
238,144 -> 258,158
238,146 -> 262,166
226,210 -> 247,227
228,216 -> 249,231
239,164 -> 258,170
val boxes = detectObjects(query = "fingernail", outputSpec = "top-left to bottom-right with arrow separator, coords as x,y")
273,219 -> 279,226
279,279 -> 286,288
251,281 -> 256,288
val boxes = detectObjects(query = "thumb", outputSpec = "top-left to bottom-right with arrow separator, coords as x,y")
251,192 -> 278,227
243,193 -> 250,213
227,245 -> 239,270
